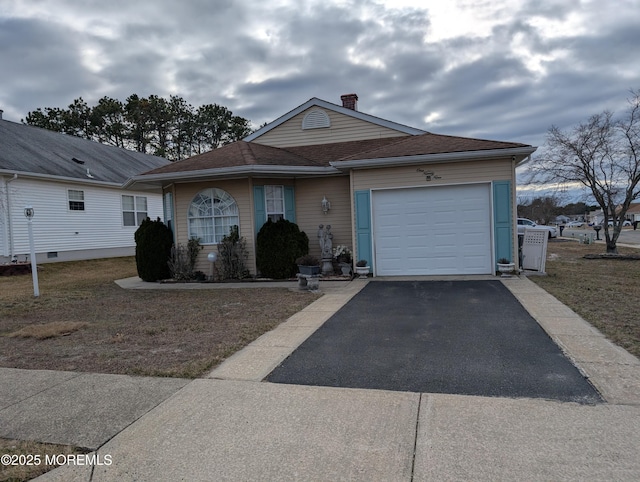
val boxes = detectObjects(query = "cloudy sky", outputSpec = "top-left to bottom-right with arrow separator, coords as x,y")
1,0 -> 639,181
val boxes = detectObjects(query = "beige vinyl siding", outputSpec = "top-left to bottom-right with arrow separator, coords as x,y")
295,176 -> 352,261
351,157 -> 517,270
174,177 -> 351,276
254,108 -> 409,147
173,179 -> 253,274
352,158 -> 513,191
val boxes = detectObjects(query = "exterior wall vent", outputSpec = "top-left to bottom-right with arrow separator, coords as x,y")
302,109 -> 331,130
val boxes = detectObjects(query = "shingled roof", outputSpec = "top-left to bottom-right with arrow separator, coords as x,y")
141,132 -> 530,176
0,119 -> 169,184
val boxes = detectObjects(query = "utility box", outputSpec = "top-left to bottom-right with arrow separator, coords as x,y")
521,228 -> 549,273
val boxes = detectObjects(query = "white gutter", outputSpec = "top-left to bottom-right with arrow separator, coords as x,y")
0,169 -> 122,188
123,164 -> 342,189
330,146 -> 538,170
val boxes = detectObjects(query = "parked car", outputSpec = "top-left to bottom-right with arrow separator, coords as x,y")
566,221 -> 584,227
601,220 -> 632,227
517,218 -> 557,238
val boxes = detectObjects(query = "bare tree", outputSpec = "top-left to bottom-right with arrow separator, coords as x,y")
528,90 -> 640,253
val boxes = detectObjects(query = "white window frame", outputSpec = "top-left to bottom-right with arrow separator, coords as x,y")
188,188 -> 239,244
67,189 -> 85,211
265,185 -> 285,222
122,195 -> 148,227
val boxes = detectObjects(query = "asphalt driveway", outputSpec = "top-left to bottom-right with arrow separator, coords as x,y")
266,280 -> 602,403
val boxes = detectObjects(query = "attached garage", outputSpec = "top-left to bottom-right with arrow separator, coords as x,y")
372,183 -> 493,276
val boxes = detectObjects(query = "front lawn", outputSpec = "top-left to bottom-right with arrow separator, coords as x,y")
0,257 -> 319,378
530,240 -> 640,357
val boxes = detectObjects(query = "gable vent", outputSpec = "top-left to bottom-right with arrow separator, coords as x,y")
302,109 -> 331,130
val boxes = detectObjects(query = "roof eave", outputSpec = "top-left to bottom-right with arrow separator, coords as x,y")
0,169 -> 123,188
124,165 -> 343,189
330,146 -> 538,170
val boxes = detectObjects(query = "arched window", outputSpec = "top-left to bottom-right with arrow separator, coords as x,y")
188,188 -> 239,244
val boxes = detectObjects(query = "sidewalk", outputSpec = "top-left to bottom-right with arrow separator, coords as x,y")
1,277 -> 639,480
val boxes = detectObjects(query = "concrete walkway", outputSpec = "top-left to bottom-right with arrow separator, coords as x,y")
1,276 -> 639,480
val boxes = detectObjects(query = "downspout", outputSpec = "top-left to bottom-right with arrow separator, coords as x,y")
5,173 -> 18,260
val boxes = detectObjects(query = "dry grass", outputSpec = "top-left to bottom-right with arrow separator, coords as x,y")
0,438 -> 86,482
531,240 -> 640,357
0,257 -> 320,378
6,321 -> 89,340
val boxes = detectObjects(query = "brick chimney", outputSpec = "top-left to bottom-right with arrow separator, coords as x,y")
341,94 -> 358,111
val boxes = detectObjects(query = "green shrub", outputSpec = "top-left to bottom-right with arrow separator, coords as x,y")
134,217 -> 173,282
256,219 -> 308,279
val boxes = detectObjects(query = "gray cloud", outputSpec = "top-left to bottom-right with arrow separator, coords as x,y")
1,0 -> 639,160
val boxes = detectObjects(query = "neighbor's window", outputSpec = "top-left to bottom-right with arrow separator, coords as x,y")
265,185 -> 284,222
68,189 -> 85,211
188,188 -> 239,244
122,195 -> 148,226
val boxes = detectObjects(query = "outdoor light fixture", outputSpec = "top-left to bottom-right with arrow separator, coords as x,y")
321,195 -> 331,214
23,205 -> 39,297
207,252 -> 218,281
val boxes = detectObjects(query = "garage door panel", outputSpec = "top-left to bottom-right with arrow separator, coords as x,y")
373,184 -> 492,275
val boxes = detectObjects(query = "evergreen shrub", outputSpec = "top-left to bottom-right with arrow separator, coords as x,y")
134,217 -> 173,281
256,219 -> 309,279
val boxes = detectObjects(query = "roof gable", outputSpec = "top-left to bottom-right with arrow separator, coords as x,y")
244,97 -> 425,144
0,120 -> 170,184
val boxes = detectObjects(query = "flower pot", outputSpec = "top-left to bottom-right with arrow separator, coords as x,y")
298,265 -> 320,276
339,262 -> 352,275
497,263 -> 515,277
355,266 -> 370,279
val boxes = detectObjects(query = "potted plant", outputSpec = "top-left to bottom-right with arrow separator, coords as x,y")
355,259 -> 370,279
496,257 -> 515,277
296,254 -> 320,276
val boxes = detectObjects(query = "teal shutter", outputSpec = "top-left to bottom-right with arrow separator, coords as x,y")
253,186 -> 266,236
284,186 -> 296,223
354,190 -> 373,269
493,181 -> 513,266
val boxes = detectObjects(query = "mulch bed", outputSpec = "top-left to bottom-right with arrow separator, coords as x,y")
583,254 -> 640,260
0,264 -> 33,276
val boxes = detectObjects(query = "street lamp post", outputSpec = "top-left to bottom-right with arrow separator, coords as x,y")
24,206 -> 39,297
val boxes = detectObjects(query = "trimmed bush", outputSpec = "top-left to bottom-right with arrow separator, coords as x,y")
256,219 -> 309,279
134,217 -> 173,282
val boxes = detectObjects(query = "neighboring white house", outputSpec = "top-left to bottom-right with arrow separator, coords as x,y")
0,117 -> 170,263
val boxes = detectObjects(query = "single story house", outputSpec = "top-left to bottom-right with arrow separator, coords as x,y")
622,203 -> 640,223
125,94 -> 537,276
0,116 -> 169,263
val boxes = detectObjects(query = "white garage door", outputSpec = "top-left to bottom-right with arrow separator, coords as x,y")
373,184 -> 492,275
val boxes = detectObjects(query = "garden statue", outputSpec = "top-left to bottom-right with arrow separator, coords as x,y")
318,224 -> 334,275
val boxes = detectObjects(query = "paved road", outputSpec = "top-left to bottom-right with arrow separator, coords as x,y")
267,280 -> 602,403
561,227 -> 640,246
